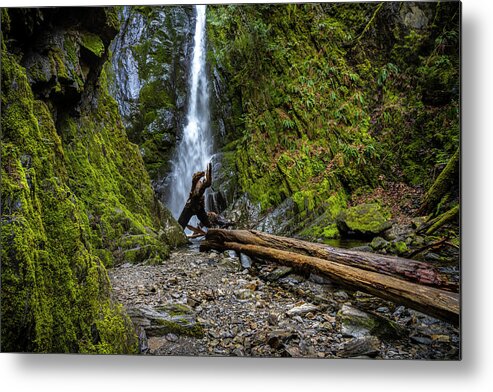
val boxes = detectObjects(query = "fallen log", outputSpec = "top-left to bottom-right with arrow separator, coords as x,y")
201,229 -> 457,292
201,239 -> 459,326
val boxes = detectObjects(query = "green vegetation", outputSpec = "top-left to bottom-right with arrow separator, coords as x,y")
0,3 -> 460,354
207,2 -> 460,236
1,8 -> 185,353
80,32 -> 105,57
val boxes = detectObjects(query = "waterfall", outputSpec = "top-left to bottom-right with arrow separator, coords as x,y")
166,5 -> 212,221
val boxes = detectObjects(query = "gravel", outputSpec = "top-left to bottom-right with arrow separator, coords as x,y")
108,243 -> 460,359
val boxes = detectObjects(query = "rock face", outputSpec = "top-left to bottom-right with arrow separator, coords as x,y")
109,5 -> 194,194
205,2 -> 459,243
1,7 -> 185,353
108,6 -> 146,124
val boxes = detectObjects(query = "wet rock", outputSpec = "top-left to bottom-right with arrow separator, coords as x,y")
339,305 -> 377,338
334,290 -> 350,301
218,257 -> 240,270
137,326 -> 149,354
267,330 -> 295,350
309,273 -> 332,285
401,4 -> 430,29
266,266 -> 293,282
285,346 -> 302,358
166,333 -> 178,342
279,274 -> 305,285
431,334 -> 450,343
410,335 -> 433,345
256,197 -> 298,235
370,236 -> 388,250
383,223 -> 413,242
425,252 -> 441,262
338,336 -> 381,358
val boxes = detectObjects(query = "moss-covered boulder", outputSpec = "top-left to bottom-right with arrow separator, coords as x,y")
337,203 -> 392,237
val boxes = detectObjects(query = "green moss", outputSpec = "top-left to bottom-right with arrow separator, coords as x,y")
154,319 -> 204,338
392,241 -> 408,255
207,2 -> 459,233
337,203 -> 392,237
104,8 -> 121,33
80,32 -> 105,57
1,8 -> 183,353
152,304 -> 204,337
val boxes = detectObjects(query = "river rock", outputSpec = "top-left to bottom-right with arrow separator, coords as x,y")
338,305 -> 377,338
267,330 -> 296,349
286,303 -> 318,317
338,336 -> 381,358
338,304 -> 405,339
126,303 -> 203,338
239,253 -> 252,269
370,236 -> 389,250
266,266 -> 293,281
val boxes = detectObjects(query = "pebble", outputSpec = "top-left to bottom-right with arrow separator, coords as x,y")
107,246 -> 459,359
286,303 -> 318,316
166,333 -> 178,342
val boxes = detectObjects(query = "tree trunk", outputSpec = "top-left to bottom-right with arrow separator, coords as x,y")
423,204 -> 460,235
201,229 -> 457,292
420,148 -> 460,214
201,238 -> 459,325
178,162 -> 213,229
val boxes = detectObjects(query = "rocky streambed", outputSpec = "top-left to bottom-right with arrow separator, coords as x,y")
108,241 -> 460,359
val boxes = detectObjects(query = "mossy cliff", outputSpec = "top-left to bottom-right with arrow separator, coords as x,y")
1,8 -> 185,353
207,3 -> 460,238
108,6 -> 194,194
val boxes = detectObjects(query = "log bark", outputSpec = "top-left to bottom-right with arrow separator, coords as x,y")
178,162 -> 213,229
201,238 -> 459,325
201,229 -> 457,292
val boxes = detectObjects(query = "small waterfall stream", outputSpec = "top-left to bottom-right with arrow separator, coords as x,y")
167,5 -> 212,221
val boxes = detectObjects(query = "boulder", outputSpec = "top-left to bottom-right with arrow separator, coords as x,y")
126,303 -> 203,338
370,236 -> 389,250
337,203 -> 392,237
338,304 -> 405,339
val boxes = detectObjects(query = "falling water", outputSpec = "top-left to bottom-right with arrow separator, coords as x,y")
167,5 -> 212,220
